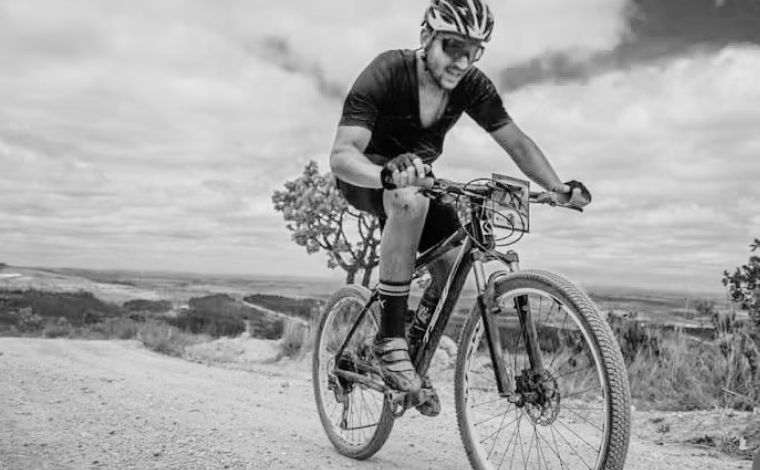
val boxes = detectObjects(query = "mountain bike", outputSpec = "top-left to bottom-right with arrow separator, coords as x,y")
312,174 -> 631,470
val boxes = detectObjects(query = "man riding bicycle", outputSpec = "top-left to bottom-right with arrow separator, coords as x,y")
330,0 -> 591,417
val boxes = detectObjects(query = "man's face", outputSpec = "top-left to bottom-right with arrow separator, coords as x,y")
425,32 -> 485,90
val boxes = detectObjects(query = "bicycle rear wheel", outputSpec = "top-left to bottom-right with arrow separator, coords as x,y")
455,270 -> 631,470
312,285 -> 395,459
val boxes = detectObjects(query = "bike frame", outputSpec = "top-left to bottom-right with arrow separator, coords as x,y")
333,192 -> 546,400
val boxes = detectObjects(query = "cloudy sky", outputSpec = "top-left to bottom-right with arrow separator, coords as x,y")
1,0 -> 758,294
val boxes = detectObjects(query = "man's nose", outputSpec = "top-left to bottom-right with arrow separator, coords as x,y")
452,54 -> 470,69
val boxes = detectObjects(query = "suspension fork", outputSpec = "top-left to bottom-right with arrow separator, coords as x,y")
473,254 -> 513,397
514,294 -> 545,374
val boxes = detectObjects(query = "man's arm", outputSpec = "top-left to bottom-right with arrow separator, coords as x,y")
330,125 -> 429,189
490,122 -> 565,192
330,125 -> 384,188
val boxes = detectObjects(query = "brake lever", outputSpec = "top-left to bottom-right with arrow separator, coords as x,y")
563,204 -> 584,213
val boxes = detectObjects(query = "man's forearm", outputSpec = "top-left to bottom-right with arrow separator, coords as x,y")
330,147 -> 383,189
509,137 -> 563,192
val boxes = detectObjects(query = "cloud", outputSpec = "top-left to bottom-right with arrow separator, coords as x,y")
497,0 -> 760,91
1,0 -> 756,292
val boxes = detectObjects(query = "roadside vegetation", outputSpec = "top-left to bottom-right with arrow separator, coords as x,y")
2,238 -> 758,457
0,289 -> 321,359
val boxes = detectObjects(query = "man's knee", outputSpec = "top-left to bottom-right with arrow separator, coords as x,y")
383,188 -> 429,219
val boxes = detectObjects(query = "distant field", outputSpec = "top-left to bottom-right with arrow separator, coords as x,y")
0,265 -> 734,324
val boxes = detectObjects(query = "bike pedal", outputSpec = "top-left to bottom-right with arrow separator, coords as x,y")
403,388 -> 434,408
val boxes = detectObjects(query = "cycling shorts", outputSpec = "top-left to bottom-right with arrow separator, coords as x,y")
336,178 -> 460,253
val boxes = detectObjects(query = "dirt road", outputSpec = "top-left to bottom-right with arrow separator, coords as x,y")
0,338 -> 751,469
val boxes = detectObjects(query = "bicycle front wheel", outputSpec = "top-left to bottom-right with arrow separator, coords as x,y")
455,270 -> 631,470
312,284 -> 395,460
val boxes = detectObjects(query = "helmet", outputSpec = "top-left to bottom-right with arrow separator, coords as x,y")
422,0 -> 495,43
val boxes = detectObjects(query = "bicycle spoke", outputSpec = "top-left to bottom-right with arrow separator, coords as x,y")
534,426 -> 566,467
556,417 -> 601,454
553,362 -> 596,380
486,405 -> 511,458
548,308 -> 571,370
478,412 -> 521,446
472,396 -> 507,409
563,405 -> 604,432
549,420 -> 593,469
474,404 -> 514,427
562,386 -> 599,400
524,421 -> 536,467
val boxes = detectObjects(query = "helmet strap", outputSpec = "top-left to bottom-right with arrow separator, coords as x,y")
420,33 -> 444,89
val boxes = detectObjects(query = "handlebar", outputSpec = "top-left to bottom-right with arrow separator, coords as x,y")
420,178 -> 584,212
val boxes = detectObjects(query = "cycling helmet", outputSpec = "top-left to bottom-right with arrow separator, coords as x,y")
422,0 -> 495,43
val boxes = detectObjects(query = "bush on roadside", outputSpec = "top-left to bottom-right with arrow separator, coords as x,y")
122,299 -> 172,314
607,312 -> 664,364
91,317 -> 141,340
0,289 -> 123,326
42,317 -> 75,338
273,318 -> 313,360
621,325 -> 759,411
171,294 -> 248,337
243,294 -> 322,321
137,319 -> 209,356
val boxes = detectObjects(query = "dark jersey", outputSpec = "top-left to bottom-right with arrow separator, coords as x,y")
339,49 -> 512,166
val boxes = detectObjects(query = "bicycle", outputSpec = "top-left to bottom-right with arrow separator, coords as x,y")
312,173 -> 631,470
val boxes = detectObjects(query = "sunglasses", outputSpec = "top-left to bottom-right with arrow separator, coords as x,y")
440,36 -> 485,63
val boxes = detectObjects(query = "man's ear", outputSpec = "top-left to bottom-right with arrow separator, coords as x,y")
420,27 -> 433,48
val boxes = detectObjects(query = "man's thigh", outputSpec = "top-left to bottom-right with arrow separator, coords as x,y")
336,178 -> 459,253
418,200 -> 460,253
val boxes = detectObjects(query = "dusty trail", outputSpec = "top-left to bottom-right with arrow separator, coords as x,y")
0,338 -> 750,469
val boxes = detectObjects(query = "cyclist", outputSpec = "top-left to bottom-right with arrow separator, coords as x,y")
329,0 -> 591,417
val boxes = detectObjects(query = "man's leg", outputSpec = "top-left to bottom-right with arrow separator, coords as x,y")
373,187 -> 429,393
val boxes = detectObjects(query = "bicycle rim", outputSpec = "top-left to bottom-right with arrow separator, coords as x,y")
456,272 -> 630,470
312,286 -> 394,459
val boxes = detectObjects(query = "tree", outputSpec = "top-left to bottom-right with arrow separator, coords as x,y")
272,161 -> 381,286
723,238 -> 760,337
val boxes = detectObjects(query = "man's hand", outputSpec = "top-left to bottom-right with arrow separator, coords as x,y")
380,153 -> 433,190
553,180 -> 592,208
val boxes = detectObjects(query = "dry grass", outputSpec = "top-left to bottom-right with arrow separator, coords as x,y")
626,330 -> 759,411
272,317 -> 314,361
136,319 -> 210,357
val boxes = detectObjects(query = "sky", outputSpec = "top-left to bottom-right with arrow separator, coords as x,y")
1,0 -> 758,294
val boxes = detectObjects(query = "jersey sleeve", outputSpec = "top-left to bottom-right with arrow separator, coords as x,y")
463,69 -> 512,133
339,51 -> 396,130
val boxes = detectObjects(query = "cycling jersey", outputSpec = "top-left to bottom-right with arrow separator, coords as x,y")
339,49 -> 512,165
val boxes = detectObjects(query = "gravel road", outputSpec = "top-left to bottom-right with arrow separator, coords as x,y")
0,338 -> 751,469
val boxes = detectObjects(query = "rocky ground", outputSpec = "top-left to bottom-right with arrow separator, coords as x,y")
1,336 -> 756,469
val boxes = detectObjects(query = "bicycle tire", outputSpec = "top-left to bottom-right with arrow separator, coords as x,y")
454,270 -> 631,470
312,284 -> 395,459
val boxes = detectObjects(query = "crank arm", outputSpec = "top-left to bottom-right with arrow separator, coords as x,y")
333,369 -> 385,393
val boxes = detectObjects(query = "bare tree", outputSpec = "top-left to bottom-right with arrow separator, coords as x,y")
272,161 -> 380,286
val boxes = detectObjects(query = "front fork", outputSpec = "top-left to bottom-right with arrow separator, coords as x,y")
472,252 -> 544,400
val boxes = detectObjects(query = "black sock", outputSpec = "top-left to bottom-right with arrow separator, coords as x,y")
377,279 -> 410,339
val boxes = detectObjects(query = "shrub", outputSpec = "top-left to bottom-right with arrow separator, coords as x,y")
169,309 -> 245,337
0,289 -> 123,325
607,312 -> 663,364
273,318 -> 313,360
42,317 -> 74,338
123,299 -> 172,314
243,294 -> 322,321
91,317 -> 140,340
137,319 -> 209,356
